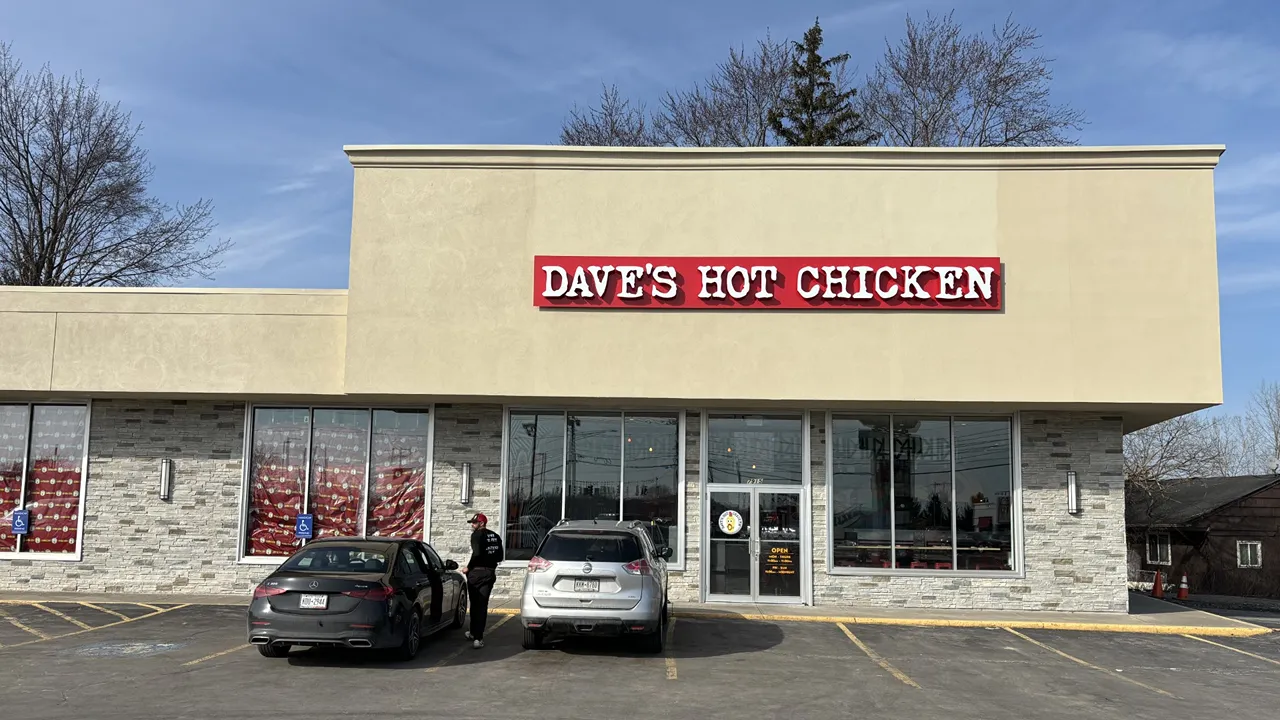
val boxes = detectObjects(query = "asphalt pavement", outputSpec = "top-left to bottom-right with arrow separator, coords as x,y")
0,601 -> 1277,720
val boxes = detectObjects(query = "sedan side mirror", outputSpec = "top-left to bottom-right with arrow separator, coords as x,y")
658,546 -> 674,560
444,559 -> 459,570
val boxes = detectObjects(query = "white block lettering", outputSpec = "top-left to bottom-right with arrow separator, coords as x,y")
725,266 -> 751,299
821,265 -> 852,299
934,266 -> 963,300
616,265 -> 645,299
651,266 -> 678,299
875,267 -> 899,299
698,265 -> 728,299
964,266 -> 995,300
566,266 -> 593,297
541,265 -> 568,297
749,266 -> 779,299
899,265 -> 932,299
797,266 -> 821,299
850,266 -> 874,299
587,265 -> 615,298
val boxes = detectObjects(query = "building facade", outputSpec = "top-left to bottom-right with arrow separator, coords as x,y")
0,145 -> 1225,612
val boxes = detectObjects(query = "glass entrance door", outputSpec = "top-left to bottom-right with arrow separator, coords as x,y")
707,488 -> 803,603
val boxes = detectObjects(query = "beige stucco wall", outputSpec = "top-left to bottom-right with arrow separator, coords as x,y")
0,288 -> 347,396
342,145 -> 1224,423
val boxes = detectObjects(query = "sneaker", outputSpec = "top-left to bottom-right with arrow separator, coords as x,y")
472,639 -> 484,649
464,631 -> 474,641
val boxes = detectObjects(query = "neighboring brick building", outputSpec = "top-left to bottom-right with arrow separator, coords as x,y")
0,144 -> 1225,613
1127,474 -> 1280,599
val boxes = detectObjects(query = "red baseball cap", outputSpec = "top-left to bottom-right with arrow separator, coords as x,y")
467,513 -> 488,524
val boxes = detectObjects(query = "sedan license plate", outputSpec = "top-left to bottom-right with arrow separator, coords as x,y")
299,593 -> 328,609
574,579 -> 599,593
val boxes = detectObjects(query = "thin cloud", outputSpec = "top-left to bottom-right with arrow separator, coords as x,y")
1218,210 -> 1280,240
1220,267 -> 1280,295
1215,151 -> 1280,194
1118,30 -> 1280,104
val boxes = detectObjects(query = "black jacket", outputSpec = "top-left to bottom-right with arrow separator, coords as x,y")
468,527 -> 504,570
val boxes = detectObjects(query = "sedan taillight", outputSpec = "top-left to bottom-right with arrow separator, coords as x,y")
622,559 -> 651,576
527,556 -> 552,573
341,585 -> 396,601
253,585 -> 286,599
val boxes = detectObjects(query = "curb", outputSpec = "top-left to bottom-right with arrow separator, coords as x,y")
490,607 -> 1269,637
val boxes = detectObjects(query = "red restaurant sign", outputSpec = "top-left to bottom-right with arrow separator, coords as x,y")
534,256 -> 1003,310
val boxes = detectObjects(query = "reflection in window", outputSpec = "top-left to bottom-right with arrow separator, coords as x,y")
505,412 -> 566,561
504,410 -> 682,563
954,419 -> 1013,570
0,405 -> 88,554
707,414 -> 802,485
829,414 -> 1015,573
367,410 -> 430,539
894,417 -> 953,570
830,415 -> 891,568
309,409 -> 369,540
243,406 -> 431,557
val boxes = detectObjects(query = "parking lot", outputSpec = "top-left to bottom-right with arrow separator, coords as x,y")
0,601 -> 1278,720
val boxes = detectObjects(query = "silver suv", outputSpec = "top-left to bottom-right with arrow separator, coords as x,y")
519,520 -> 672,653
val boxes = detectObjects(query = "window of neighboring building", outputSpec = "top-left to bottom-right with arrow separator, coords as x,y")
503,410 -> 683,565
829,414 -> 1015,572
0,404 -> 90,557
1237,540 -> 1262,569
242,407 -> 430,558
1146,532 -> 1171,565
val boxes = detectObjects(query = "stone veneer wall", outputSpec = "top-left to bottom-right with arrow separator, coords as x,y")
811,412 -> 1129,612
0,399 -> 273,594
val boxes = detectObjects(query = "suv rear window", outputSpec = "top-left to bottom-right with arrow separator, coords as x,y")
537,532 -> 642,563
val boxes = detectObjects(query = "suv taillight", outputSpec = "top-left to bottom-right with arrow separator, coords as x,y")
622,559 -> 650,576
253,585 -> 286,599
342,585 -> 396,601
528,556 -> 552,573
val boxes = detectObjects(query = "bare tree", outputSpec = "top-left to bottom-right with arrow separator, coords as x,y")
1124,414 -> 1231,506
0,43 -> 227,287
561,34 -> 792,147
860,12 -> 1085,147
559,84 -> 657,147
1246,380 -> 1280,473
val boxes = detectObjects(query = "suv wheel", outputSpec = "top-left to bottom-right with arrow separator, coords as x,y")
522,628 -> 544,650
638,624 -> 664,654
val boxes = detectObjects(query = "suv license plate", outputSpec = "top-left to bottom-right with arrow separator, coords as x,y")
299,593 -> 328,609
574,579 -> 600,593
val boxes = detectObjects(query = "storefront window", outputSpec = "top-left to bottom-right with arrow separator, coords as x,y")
829,415 -> 891,569
707,414 -> 803,485
829,413 -> 1015,573
243,406 -> 430,558
504,410 -> 682,563
0,404 -> 89,556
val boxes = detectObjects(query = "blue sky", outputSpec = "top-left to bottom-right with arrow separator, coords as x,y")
4,0 -> 1277,415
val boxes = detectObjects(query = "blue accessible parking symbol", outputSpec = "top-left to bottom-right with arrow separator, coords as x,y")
11,509 -> 29,535
295,513 -> 313,539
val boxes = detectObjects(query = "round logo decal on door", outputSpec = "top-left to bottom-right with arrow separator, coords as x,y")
718,510 -> 744,536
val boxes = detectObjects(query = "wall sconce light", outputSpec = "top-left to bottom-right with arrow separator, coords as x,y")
1066,470 -> 1080,515
460,462 -> 472,504
159,458 -> 174,501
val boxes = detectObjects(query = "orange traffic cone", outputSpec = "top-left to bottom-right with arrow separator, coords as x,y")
1152,570 -> 1164,598
1177,574 -> 1189,600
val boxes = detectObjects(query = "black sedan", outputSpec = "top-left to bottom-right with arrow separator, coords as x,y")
247,536 -> 468,660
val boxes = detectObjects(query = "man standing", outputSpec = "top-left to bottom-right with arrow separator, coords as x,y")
463,512 -> 503,649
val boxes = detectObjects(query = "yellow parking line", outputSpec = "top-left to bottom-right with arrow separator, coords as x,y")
183,644 -> 251,666
426,614 -> 514,673
0,606 -> 50,639
837,622 -> 921,689
134,603 -> 164,612
665,616 -> 678,680
1181,634 -> 1280,668
0,604 -> 189,650
79,602 -> 131,621
31,602 -> 93,630
1004,628 -> 1177,698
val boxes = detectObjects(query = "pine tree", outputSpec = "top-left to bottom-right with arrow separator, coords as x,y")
768,19 -> 876,146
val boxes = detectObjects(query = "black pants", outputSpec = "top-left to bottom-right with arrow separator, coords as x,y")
467,567 -> 496,640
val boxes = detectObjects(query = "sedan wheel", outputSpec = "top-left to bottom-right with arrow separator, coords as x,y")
450,594 -> 467,629
258,642 -> 289,658
396,612 -> 422,662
